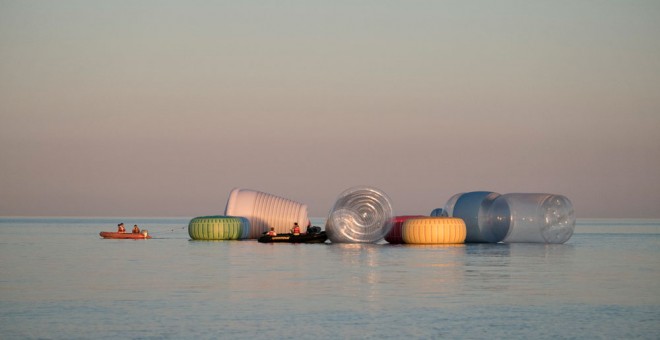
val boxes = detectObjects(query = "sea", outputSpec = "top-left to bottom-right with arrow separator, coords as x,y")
0,217 -> 658,339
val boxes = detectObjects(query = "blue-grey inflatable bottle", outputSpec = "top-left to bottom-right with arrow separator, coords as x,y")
444,191 -> 508,243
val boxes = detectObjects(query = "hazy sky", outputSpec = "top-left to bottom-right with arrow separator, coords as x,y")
1,1 -> 659,218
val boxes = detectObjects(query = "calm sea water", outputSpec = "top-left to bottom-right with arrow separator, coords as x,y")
1,217 -> 658,339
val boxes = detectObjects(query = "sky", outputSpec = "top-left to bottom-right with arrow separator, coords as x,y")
1,1 -> 659,218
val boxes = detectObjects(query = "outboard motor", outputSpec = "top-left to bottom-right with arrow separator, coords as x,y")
306,226 -> 322,234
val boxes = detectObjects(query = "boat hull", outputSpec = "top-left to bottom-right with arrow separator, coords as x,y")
258,232 -> 327,244
100,232 -> 151,239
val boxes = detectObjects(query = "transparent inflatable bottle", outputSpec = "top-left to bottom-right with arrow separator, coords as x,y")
325,186 -> 394,243
488,193 -> 576,244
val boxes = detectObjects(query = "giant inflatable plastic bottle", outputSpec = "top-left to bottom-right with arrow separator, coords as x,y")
325,186 -> 394,243
441,193 -> 463,217
224,188 -> 310,239
450,191 -> 506,243
488,193 -> 575,244
442,191 -> 576,244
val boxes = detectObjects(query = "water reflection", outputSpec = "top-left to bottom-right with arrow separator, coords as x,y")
2,219 -> 658,339
460,242 -> 583,304
323,243 -> 472,309
462,244 -> 512,292
326,243 -> 383,308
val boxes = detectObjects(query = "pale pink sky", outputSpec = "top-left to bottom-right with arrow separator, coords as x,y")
1,1 -> 659,218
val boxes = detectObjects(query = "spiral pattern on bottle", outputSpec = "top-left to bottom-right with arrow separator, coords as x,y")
325,186 -> 394,243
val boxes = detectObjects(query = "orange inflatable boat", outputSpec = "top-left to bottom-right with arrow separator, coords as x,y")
99,231 -> 151,239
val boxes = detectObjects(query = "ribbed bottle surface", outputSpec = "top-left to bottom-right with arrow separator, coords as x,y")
252,191 -> 307,237
224,188 -> 309,239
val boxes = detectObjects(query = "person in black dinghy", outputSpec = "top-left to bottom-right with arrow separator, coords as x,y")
258,225 -> 327,244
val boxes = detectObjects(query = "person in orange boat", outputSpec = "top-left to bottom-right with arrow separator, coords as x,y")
132,225 -> 140,234
266,227 -> 277,236
117,223 -> 125,232
291,222 -> 301,235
